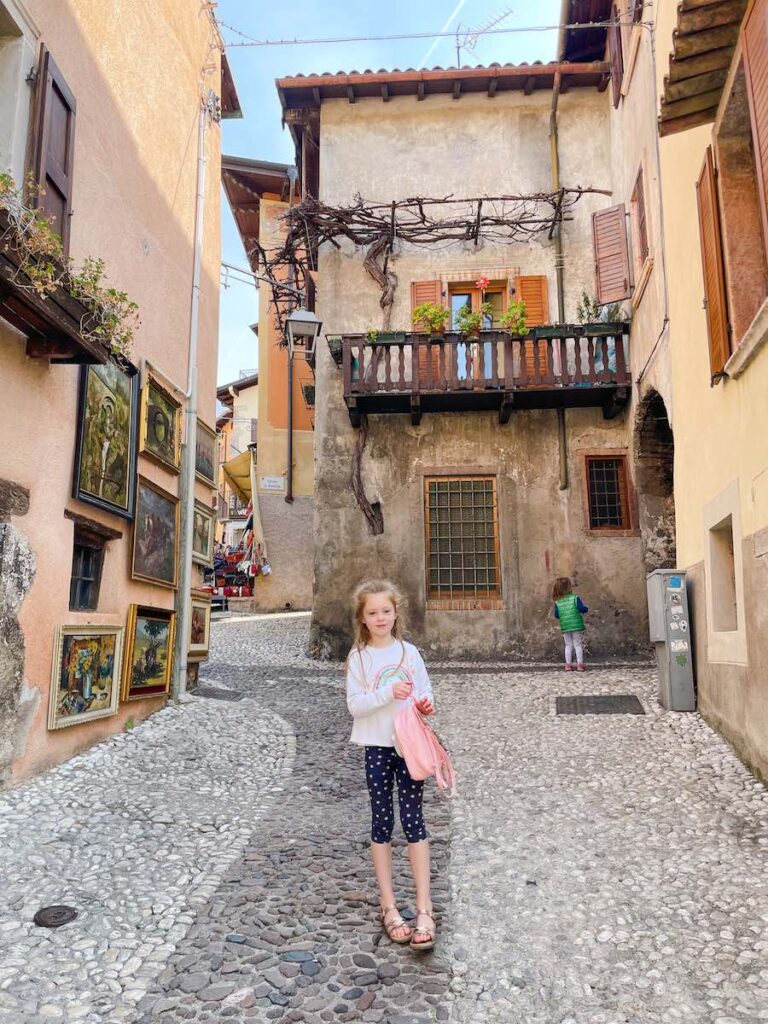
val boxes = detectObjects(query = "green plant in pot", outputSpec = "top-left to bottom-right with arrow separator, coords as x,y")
365,327 -> 379,343
412,302 -> 450,335
499,299 -> 528,335
455,301 -> 493,339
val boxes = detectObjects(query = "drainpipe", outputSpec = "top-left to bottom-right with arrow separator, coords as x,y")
285,166 -> 298,505
173,98 -> 210,700
550,72 -> 568,491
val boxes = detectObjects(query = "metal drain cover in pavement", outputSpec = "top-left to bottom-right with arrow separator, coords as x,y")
34,905 -> 78,928
194,686 -> 244,702
556,694 -> 645,715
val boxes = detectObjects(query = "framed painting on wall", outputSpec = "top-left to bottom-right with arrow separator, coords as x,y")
195,420 -> 217,487
73,363 -> 140,519
49,625 -> 123,729
189,591 -> 211,659
192,501 -> 215,566
139,376 -> 181,472
122,605 -> 175,700
131,477 -> 179,588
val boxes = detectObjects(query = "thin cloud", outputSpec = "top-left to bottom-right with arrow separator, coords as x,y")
418,0 -> 471,68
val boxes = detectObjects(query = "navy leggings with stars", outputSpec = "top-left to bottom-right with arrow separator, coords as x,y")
365,746 -> 427,844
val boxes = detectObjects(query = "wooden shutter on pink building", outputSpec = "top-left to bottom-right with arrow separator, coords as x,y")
592,204 -> 630,304
696,146 -> 731,382
742,0 -> 768,256
32,47 -> 77,253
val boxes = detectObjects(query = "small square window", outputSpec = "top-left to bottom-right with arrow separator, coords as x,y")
424,476 -> 500,599
70,529 -> 105,611
586,457 -> 631,531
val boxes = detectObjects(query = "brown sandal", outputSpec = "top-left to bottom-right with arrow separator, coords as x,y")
380,905 -> 412,944
410,908 -> 436,951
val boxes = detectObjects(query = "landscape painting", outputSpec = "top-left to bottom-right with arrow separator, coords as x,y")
131,478 -> 178,588
73,364 -> 139,519
123,605 -> 175,700
49,626 -> 123,729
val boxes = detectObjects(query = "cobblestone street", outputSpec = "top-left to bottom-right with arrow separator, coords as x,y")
1,613 -> 767,1024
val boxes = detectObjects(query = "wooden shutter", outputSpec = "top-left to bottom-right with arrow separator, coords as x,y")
32,47 -> 76,253
632,168 -> 648,264
696,146 -> 731,382
742,0 -> 768,256
515,275 -> 549,378
608,4 -> 624,108
592,204 -> 630,303
411,280 -> 442,382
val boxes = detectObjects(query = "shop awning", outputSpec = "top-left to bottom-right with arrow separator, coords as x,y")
222,450 -> 252,502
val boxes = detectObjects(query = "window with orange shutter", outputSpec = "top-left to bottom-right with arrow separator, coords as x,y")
514,275 -> 550,379
696,146 -> 731,384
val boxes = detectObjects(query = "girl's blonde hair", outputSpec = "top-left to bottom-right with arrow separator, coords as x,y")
552,576 -> 573,601
351,578 -> 406,649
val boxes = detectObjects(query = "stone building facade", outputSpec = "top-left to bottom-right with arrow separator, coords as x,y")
0,0 -> 232,785
276,63 -> 654,661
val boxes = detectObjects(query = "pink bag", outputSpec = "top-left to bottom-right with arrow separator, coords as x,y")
394,701 -> 456,795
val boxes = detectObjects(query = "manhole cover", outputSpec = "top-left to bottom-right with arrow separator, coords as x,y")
556,694 -> 645,715
194,686 -> 244,702
34,905 -> 78,928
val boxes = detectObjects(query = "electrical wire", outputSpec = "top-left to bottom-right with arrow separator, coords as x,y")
218,18 -> 641,50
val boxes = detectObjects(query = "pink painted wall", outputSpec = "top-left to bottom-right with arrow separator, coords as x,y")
1,0 -> 222,781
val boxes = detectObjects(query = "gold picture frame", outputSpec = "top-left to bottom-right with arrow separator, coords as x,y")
195,420 -> 217,487
189,590 -> 212,659
139,375 -> 182,472
131,477 -> 179,589
192,501 -> 215,566
122,604 -> 176,701
49,625 -> 123,730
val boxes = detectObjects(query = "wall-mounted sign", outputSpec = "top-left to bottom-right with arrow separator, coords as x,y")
260,475 -> 286,492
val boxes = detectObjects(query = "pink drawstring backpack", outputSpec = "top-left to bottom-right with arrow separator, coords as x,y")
395,700 -> 456,796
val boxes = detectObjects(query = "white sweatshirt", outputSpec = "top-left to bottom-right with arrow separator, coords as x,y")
346,639 -> 434,747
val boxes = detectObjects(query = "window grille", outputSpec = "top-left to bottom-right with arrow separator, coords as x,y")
70,530 -> 105,611
425,476 -> 500,598
586,457 -> 630,529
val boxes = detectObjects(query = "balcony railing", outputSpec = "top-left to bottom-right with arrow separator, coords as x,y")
338,325 -> 630,426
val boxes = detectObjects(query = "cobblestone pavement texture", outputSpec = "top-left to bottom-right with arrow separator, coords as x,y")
0,612 -> 766,1024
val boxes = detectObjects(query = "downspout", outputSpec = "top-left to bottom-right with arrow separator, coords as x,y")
285,165 -> 298,505
550,71 -> 568,490
173,97 -> 210,699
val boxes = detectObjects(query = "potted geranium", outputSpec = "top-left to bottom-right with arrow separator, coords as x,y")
412,301 -> 450,336
499,299 -> 527,335
455,301 -> 493,339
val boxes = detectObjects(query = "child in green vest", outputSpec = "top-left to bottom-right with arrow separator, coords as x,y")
552,576 -> 589,671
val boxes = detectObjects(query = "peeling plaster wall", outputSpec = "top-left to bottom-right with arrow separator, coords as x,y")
311,89 -> 650,660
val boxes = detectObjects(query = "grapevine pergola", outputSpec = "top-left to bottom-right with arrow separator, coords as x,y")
251,186 -> 610,334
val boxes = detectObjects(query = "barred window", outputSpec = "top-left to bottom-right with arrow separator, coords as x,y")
425,477 -> 500,598
70,529 -> 105,611
586,457 -> 631,530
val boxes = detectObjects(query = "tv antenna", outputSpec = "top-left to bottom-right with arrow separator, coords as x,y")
455,7 -> 515,67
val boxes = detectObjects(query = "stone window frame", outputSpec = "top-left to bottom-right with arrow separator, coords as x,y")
702,479 -> 748,666
0,1 -> 40,185
580,449 -> 639,537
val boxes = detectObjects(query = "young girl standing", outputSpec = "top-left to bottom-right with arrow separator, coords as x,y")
552,576 -> 589,671
346,579 -> 437,950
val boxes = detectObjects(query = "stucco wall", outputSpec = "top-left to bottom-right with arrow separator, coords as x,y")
0,0 -> 221,783
655,1 -> 768,780
311,87 -> 649,659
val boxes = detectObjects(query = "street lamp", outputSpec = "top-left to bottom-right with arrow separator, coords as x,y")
285,306 -> 322,360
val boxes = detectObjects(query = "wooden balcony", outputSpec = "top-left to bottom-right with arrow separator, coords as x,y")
337,325 -> 631,426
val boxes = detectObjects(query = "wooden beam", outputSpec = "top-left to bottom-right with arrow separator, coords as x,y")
25,337 -> 80,360
417,80 -> 425,101
658,106 -> 719,136
312,87 -> 321,105
523,76 -> 536,95
346,85 -> 355,104
64,508 -> 123,541
410,395 -> 421,426
668,45 -> 735,82
487,77 -> 498,97
453,79 -> 462,100
672,23 -> 740,61
598,73 -> 611,92
499,393 -> 515,424
381,83 -> 389,102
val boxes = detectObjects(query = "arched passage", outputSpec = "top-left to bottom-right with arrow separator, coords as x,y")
635,390 -> 676,571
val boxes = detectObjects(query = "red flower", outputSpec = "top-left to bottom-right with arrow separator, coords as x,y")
476,275 -> 490,290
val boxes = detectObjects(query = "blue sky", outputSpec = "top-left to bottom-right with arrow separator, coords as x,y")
216,0 -> 563,384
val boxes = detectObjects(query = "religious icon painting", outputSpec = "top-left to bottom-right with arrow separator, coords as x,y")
49,625 -> 123,730
192,501 -> 215,566
139,375 -> 181,472
73,364 -> 140,519
195,420 -> 217,488
122,605 -> 175,701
